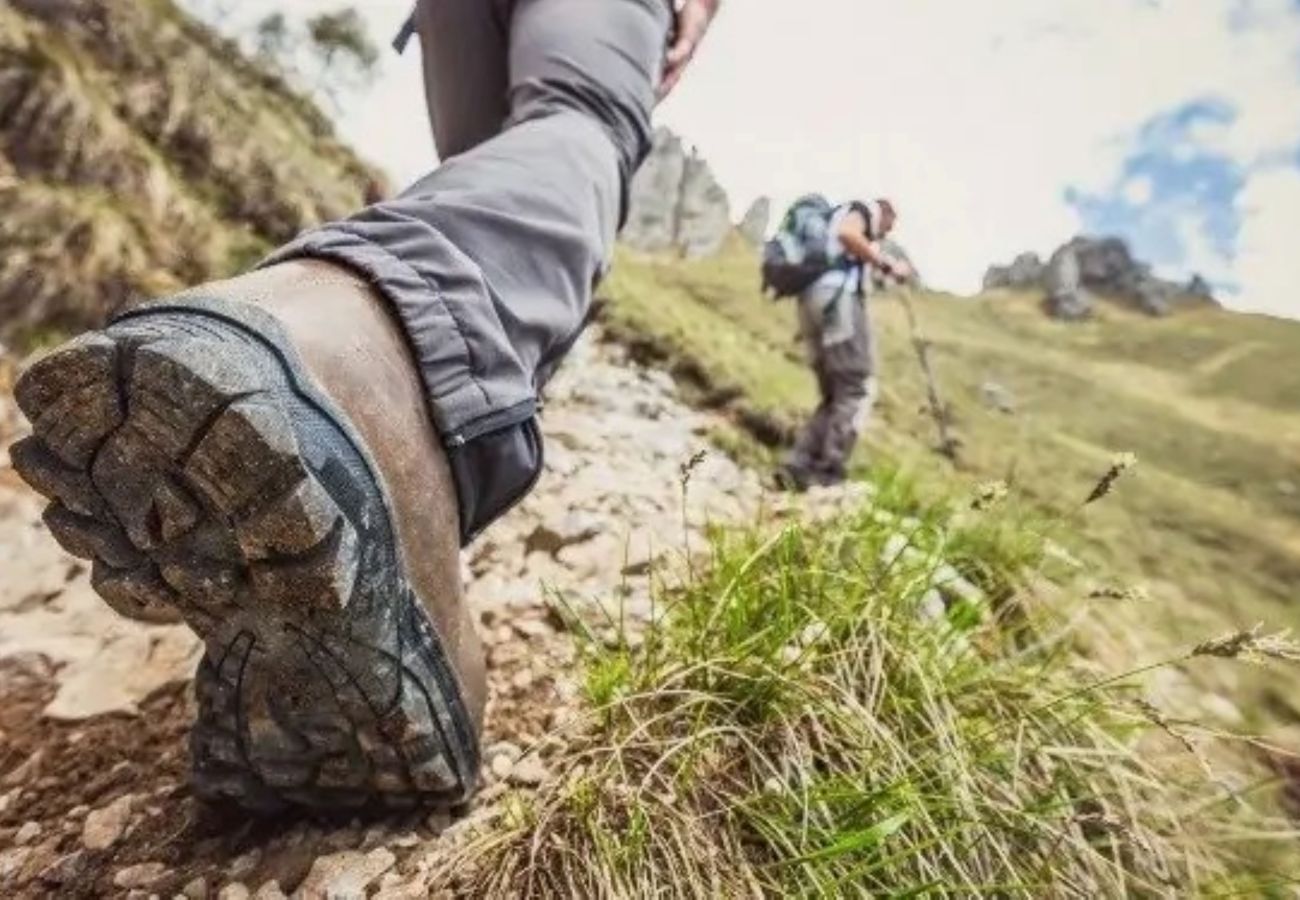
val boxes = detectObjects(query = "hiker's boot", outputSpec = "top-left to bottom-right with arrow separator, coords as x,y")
773,464 -> 812,493
10,260 -> 487,812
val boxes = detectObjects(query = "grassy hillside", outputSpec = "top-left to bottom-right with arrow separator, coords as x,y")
444,483 -> 1298,895
599,236 -> 1300,727
0,0 -> 384,348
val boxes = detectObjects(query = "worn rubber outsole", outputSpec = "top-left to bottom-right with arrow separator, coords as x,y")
11,299 -> 478,812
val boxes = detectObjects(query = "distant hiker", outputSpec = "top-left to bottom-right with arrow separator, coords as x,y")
11,0 -> 720,813
763,196 -> 913,489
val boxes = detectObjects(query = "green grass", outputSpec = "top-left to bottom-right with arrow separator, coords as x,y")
596,239 -> 1300,726
437,480 -> 1299,896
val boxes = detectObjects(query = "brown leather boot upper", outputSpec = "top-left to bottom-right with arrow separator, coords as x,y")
186,260 -> 488,737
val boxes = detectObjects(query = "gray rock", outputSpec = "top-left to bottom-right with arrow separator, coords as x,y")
1186,273 -> 1215,302
253,880 -> 287,900
37,850 -> 87,887
623,128 -> 731,259
980,381 -> 1017,415
1045,246 -> 1092,320
508,755 -> 552,787
82,794 -> 135,851
737,196 -> 771,244
112,861 -> 169,890
983,251 -> 1044,290
677,153 -> 732,258
0,846 -> 33,884
297,848 -> 396,900
986,235 -> 1218,316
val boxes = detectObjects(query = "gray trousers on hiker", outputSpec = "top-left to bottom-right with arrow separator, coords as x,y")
262,0 -> 671,542
788,279 -> 879,484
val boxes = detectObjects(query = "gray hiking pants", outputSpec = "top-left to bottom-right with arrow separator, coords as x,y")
788,280 -> 879,484
262,0 -> 671,543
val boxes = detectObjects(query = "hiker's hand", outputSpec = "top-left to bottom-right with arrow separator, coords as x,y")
888,260 -> 915,282
660,0 -> 721,100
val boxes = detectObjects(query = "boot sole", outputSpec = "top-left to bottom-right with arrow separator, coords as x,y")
10,299 -> 478,812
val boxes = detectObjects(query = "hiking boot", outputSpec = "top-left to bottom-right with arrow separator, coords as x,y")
773,464 -> 812,493
10,260 -> 487,812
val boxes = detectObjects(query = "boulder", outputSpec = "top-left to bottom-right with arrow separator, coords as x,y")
985,235 -> 1218,318
623,128 -> 731,259
983,252 -> 1044,290
1045,246 -> 1092,320
737,197 -> 771,244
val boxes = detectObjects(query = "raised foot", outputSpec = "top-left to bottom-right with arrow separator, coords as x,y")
11,307 -> 475,812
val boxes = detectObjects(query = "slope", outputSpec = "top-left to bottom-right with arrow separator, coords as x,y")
0,0 -> 383,348
600,236 -> 1300,726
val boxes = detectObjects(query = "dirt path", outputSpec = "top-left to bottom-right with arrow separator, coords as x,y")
0,332 -> 859,899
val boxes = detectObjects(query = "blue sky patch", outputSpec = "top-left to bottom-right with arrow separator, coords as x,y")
1066,99 -> 1246,292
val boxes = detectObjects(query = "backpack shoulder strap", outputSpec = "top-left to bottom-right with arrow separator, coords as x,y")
844,200 -> 879,239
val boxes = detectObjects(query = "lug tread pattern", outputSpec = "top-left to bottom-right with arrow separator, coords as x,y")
12,311 -> 474,812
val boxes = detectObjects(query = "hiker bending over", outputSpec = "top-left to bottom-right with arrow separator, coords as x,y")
764,196 -> 913,490
10,0 -> 720,813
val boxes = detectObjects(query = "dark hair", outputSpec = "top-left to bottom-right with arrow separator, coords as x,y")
877,198 -> 897,226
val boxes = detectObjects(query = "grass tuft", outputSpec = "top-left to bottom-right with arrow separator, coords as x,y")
437,484 -> 1298,897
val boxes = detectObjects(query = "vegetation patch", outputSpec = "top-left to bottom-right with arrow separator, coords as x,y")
598,240 -> 1300,724
438,472 -> 1299,896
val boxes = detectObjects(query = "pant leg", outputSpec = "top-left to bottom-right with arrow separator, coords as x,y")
264,0 -> 671,543
815,295 -> 877,483
414,0 -> 512,160
788,291 -> 834,476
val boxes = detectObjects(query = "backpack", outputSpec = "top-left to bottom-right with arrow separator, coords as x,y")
761,194 -> 844,299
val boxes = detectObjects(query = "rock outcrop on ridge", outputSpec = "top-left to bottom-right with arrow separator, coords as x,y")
984,235 -> 1219,319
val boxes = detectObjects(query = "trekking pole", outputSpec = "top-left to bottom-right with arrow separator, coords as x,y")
897,285 -> 960,462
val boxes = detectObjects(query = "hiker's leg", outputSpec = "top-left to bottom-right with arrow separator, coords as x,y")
414,0 -> 511,159
786,292 -> 834,479
814,296 -> 873,484
264,0 -> 671,540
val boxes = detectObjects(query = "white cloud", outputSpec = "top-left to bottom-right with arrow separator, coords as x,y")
1122,176 -> 1155,207
1234,166 -> 1300,318
660,0 -> 1300,309
187,0 -> 1300,318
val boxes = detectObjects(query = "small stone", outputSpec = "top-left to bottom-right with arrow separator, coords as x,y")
82,794 -> 135,850
297,848 -> 396,900
2,749 -> 43,786
38,849 -> 88,886
513,618 -> 553,639
181,876 -> 210,899
487,741 -> 522,763
113,861 -> 169,890
508,756 -> 551,787
13,821 -> 41,845
66,804 -> 89,819
489,754 -> 514,781
253,880 -> 287,900
226,849 -> 261,880
216,884 -> 251,900
389,832 -> 420,849
0,788 -> 18,815
0,847 -> 33,882
425,811 -> 452,835
510,669 -> 535,691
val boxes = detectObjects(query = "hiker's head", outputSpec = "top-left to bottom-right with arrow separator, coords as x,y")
875,199 -> 898,237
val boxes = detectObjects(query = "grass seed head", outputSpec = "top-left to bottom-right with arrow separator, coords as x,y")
1085,451 -> 1138,505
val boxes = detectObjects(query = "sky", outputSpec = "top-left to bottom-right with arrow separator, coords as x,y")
192,0 -> 1300,319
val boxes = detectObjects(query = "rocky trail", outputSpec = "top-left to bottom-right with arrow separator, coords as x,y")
0,332 -> 864,899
